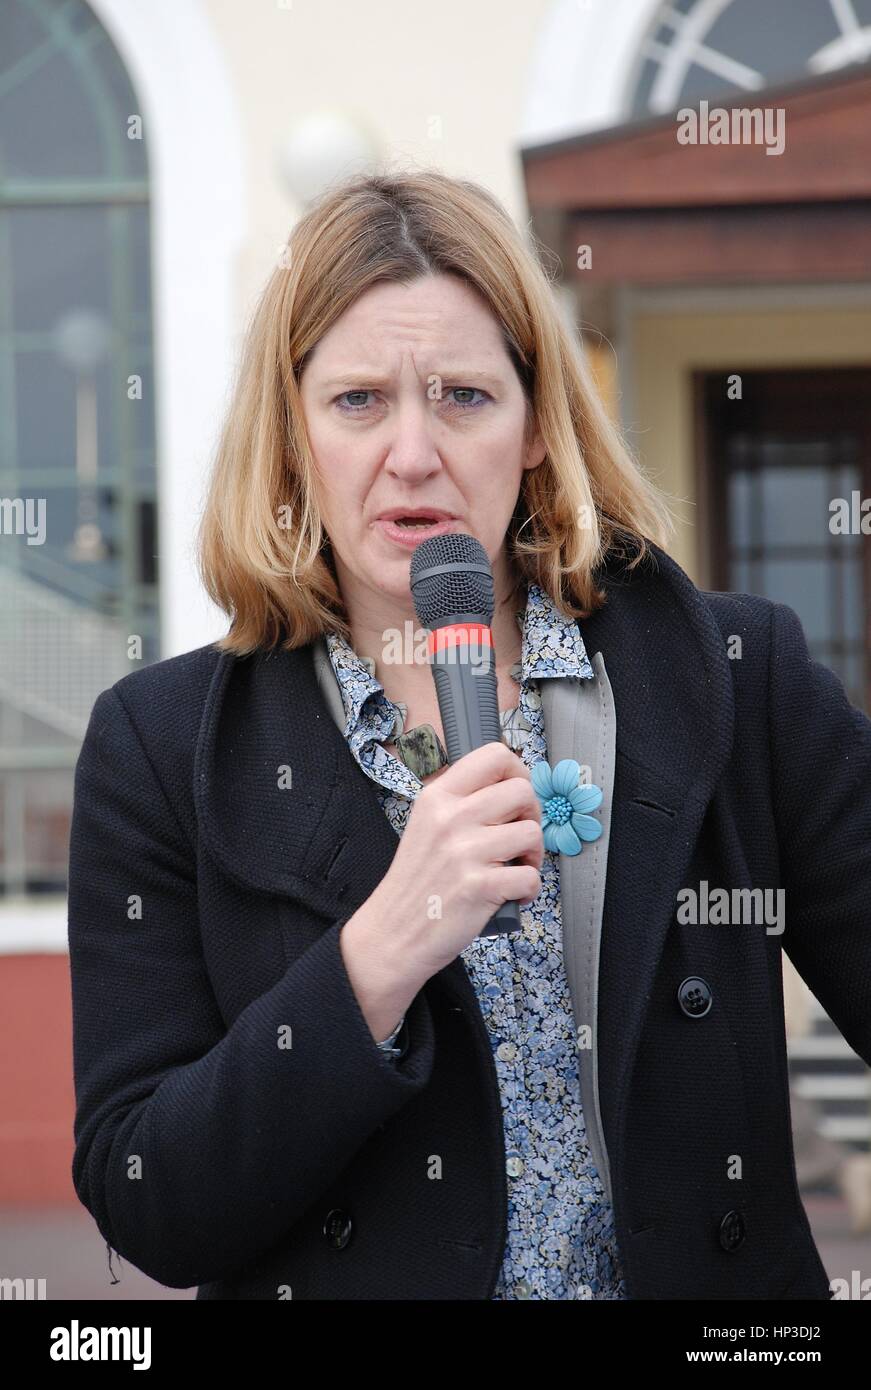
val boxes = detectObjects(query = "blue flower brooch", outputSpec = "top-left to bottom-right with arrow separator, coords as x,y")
531,758 -> 603,856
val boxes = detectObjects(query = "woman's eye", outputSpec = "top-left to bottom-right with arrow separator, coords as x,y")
336,390 -> 373,411
446,387 -> 487,407
334,387 -> 488,413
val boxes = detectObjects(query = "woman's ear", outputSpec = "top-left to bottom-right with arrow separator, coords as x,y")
524,431 -> 547,471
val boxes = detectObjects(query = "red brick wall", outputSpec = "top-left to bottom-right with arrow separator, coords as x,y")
0,955 -> 77,1204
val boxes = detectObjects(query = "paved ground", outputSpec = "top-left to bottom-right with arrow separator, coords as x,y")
802,1191 -> 871,1295
1,1192 -> 868,1300
0,1207 -> 193,1299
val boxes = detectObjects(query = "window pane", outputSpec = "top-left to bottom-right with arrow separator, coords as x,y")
728,472 -> 752,548
7,483 -> 119,582
842,557 -> 865,642
128,204 -> 155,323
87,27 -> 148,179
0,44 -> 103,180
14,350 -> 79,473
829,467 -> 865,548
759,465 -> 832,547
10,206 -> 113,334
729,556 -> 752,594
835,459 -> 861,500
757,558 -> 831,643
705,0 -> 840,95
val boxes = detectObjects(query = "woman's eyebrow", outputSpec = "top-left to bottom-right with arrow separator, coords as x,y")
320,369 -> 505,389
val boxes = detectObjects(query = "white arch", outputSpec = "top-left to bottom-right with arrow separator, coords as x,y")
519,0 -> 673,146
87,0 -> 246,657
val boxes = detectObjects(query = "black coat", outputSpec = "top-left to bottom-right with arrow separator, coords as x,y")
67,544 -> 871,1299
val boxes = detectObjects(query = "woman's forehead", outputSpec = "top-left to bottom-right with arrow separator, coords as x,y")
309,276 -> 505,358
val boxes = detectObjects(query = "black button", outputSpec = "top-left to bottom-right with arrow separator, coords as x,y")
323,1208 -> 353,1249
719,1209 -> 746,1250
677,976 -> 712,1017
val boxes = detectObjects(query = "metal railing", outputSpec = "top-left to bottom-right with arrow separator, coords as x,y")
0,567 -> 131,740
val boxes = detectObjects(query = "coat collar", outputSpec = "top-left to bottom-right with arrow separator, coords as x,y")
194,543 -> 735,1148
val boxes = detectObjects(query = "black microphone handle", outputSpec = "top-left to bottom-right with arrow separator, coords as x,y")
431,649 -> 522,937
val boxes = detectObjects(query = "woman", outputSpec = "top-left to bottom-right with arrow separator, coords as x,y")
68,170 -> 871,1301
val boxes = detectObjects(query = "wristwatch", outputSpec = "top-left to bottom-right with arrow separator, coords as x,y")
375,1014 -> 406,1060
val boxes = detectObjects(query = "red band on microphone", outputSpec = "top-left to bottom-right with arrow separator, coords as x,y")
427,622 -> 493,658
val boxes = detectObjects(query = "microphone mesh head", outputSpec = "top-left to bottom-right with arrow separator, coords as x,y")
409,532 -> 494,626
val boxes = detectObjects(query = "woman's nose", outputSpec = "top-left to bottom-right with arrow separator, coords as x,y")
384,401 -> 443,478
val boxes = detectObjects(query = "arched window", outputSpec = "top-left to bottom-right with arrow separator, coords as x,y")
0,0 -> 158,897
626,0 -> 871,117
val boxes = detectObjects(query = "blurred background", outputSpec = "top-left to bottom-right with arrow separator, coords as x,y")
1,0 -> 869,1299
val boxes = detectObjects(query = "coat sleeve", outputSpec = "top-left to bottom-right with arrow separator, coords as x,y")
768,601 -> 871,1068
68,686 -> 436,1290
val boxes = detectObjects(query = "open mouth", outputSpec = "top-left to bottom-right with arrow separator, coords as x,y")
376,515 -> 457,546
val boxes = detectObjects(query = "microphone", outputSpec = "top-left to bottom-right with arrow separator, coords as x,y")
409,531 -> 522,937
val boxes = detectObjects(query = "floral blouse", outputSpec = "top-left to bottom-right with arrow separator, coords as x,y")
324,582 -> 626,1299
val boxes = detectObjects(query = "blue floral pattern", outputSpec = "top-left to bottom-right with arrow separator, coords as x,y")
324,582 -> 626,1299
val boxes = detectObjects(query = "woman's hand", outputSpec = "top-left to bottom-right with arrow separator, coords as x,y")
340,742 -> 543,1039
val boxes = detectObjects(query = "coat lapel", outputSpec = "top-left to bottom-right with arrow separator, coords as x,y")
194,635 -> 402,920
539,652 -> 617,1204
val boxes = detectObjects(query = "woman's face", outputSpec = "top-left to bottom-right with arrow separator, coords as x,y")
298,272 -> 545,613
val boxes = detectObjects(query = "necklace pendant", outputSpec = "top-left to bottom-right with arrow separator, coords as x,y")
393,723 -> 448,780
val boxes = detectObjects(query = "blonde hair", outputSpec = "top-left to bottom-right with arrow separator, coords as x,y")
197,168 -> 675,654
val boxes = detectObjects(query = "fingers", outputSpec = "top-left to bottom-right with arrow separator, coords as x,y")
435,740 -> 530,798
475,818 -> 544,870
464,776 -> 541,829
